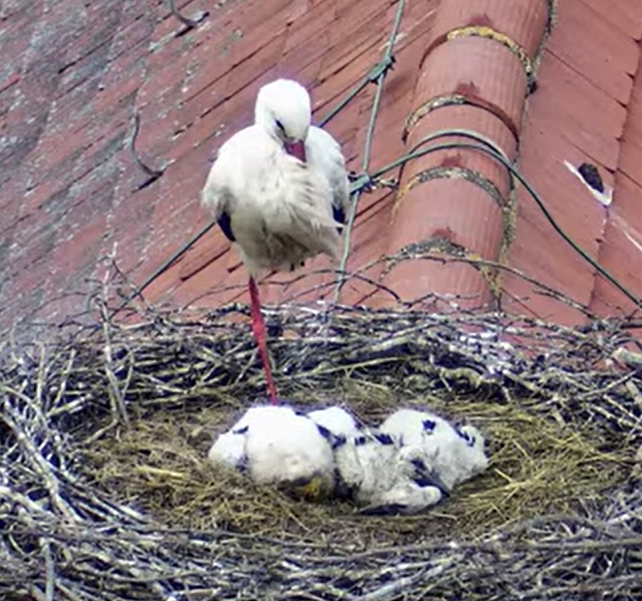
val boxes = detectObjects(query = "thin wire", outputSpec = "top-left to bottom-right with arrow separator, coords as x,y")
111,0 -> 405,319
318,78 -> 371,129
109,221 -> 217,319
113,0 -> 636,318
332,0 -> 406,303
318,52 -> 396,129
356,134 -> 642,309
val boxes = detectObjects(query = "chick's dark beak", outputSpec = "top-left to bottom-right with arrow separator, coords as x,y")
284,139 -> 306,162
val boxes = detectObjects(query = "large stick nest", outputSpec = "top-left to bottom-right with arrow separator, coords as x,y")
2,293 -> 642,600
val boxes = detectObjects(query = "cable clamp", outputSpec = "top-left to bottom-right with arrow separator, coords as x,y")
366,55 -> 396,83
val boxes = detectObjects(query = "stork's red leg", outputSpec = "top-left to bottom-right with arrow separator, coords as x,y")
248,276 -> 279,404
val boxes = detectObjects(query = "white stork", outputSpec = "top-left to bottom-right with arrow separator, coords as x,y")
207,405 -> 488,513
307,406 -> 360,443
201,79 -> 350,404
332,429 -> 449,514
208,405 -> 337,499
379,408 -> 489,491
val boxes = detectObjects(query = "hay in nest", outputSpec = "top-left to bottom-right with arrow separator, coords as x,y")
2,300 -> 642,600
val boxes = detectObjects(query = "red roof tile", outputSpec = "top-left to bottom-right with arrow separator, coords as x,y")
502,0 -> 642,322
3,0 -> 642,336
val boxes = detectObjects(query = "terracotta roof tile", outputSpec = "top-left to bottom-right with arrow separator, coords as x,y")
501,118 -> 608,316
534,55 -> 626,169
589,213 -> 642,316
580,0 -> 642,40
379,0 -> 547,307
283,1 -> 335,54
548,0 -> 638,104
610,171 -> 642,237
503,0 -> 642,321
619,77 -> 642,189
5,0 -> 642,335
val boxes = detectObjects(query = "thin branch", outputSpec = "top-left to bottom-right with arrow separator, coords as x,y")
41,538 -> 55,601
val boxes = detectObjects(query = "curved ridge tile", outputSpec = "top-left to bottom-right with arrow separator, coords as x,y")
379,0 -> 549,309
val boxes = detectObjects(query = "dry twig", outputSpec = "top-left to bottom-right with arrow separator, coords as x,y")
1,267 -> 642,600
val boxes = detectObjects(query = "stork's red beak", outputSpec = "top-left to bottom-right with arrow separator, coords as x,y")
285,140 -> 306,162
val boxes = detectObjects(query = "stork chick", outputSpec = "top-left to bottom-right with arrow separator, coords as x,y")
208,405 -> 336,500
201,79 -> 350,404
333,430 -> 447,515
379,408 -> 489,491
307,405 -> 360,448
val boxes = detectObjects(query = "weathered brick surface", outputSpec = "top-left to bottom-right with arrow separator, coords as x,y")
0,0 -> 155,336
3,0 -> 639,339
0,0 -> 416,338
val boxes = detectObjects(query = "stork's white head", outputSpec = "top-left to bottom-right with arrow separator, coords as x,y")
255,79 -> 311,161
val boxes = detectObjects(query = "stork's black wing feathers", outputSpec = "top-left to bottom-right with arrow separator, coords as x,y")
332,205 -> 346,227
410,458 -> 450,496
217,212 -> 235,242
360,503 -> 406,516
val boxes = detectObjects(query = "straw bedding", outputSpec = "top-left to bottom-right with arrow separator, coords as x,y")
2,296 -> 642,600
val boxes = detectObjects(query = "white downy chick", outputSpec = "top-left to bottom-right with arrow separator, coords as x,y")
307,406 -> 360,447
208,405 -> 336,500
208,404 -> 280,470
333,430 -> 446,515
208,430 -> 247,471
379,408 -> 489,491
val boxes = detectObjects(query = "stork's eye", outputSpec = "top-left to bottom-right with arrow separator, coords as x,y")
275,119 -> 286,134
